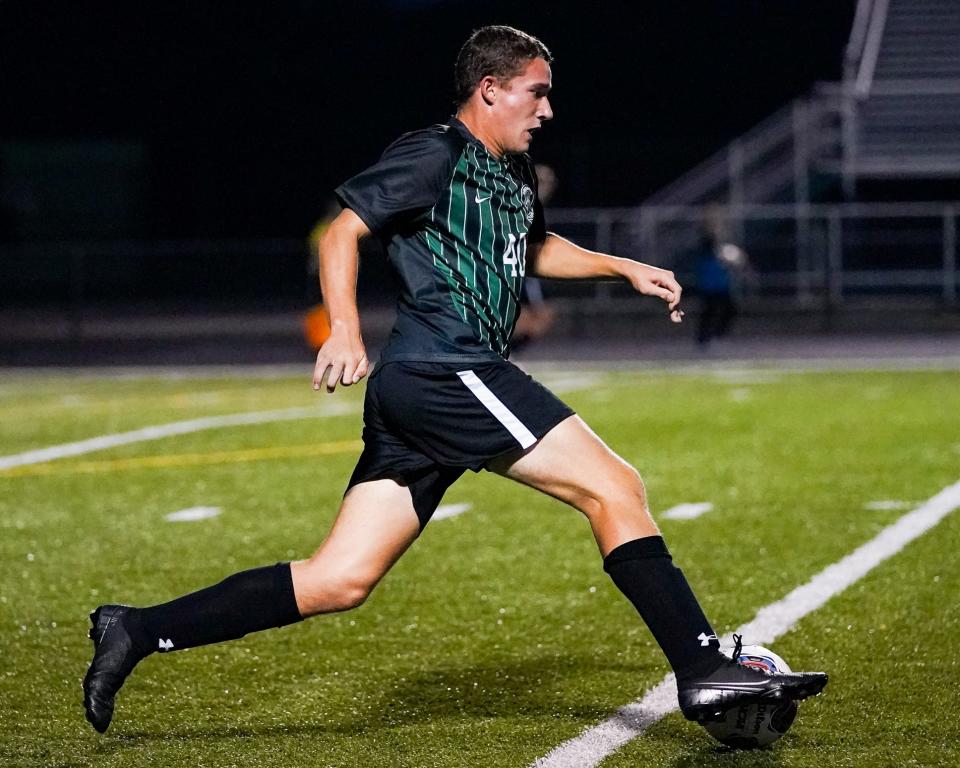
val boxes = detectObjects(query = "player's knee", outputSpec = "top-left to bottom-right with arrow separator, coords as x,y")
327,579 -> 372,612
604,466 -> 648,514
576,464 -> 648,519
293,562 -> 375,615
302,578 -> 372,615
622,466 -> 648,508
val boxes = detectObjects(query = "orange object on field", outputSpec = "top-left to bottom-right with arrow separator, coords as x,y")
304,304 -> 332,350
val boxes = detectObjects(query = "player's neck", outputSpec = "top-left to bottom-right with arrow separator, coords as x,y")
455,109 -> 504,159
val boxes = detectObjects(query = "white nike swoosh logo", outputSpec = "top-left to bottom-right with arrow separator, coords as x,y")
475,193 -> 491,203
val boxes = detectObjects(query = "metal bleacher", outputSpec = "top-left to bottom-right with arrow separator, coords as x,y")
4,0 -> 958,359
576,0 -> 960,309
633,0 -> 960,210
850,0 -> 960,180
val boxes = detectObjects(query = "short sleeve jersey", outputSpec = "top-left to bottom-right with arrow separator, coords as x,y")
336,118 -> 545,363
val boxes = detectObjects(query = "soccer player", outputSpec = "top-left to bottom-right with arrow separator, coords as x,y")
83,25 -> 827,734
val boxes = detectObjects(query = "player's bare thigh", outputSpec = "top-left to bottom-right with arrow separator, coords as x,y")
487,415 -> 659,555
291,479 -> 420,617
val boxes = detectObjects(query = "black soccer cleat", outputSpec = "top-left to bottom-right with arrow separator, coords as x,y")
677,656 -> 828,723
82,605 -> 146,733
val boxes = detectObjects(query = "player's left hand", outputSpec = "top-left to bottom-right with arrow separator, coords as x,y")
623,262 -> 684,323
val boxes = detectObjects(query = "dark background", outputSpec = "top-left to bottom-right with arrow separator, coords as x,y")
1,0 -> 857,241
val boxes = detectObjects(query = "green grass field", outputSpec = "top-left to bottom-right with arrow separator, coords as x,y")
1,366 -> 958,768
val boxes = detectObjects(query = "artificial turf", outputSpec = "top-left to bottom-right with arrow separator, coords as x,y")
0,366 -> 957,767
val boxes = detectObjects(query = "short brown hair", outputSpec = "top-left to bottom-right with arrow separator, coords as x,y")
454,25 -> 552,106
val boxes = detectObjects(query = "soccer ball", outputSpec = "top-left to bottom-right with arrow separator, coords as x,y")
702,643 -> 799,749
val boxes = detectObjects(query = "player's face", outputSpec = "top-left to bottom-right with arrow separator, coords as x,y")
493,57 -> 553,154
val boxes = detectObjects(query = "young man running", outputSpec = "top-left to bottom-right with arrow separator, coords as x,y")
84,25 -> 827,734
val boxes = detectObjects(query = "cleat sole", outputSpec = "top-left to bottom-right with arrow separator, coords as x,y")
681,673 -> 829,722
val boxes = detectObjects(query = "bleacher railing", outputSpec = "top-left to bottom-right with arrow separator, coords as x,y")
2,202 -> 954,326
547,202 -> 958,306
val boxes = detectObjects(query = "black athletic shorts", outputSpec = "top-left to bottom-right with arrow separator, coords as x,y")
346,360 -> 575,528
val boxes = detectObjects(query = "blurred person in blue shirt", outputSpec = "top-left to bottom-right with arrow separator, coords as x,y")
694,206 -> 750,346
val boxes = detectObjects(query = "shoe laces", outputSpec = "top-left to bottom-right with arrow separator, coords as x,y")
731,633 -> 744,663
729,633 -> 776,676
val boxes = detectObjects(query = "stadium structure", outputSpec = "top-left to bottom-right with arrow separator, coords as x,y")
1,0 -> 958,363
547,0 -> 960,331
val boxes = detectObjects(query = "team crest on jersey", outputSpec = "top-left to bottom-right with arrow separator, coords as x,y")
521,185 -> 535,222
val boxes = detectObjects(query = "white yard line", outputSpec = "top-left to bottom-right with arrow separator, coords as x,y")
434,503 -> 473,521
531,478 -> 960,768
0,404 -> 356,470
864,500 -> 916,511
538,372 -> 605,394
710,371 -> 783,385
0,364 -> 311,381
526,357 -> 960,374
165,506 -> 222,522
661,502 -> 714,521
0,368 -> 599,474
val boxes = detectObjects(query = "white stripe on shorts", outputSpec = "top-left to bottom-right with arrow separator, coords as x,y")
456,369 -> 537,449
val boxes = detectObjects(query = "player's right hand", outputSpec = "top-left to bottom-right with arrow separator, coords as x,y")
312,327 -> 368,393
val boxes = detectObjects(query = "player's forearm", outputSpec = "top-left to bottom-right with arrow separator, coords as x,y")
317,225 -> 362,336
529,232 -> 634,280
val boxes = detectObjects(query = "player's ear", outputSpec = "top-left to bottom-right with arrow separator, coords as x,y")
478,76 -> 497,106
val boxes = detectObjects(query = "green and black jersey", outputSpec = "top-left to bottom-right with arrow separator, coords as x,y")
336,118 -> 545,362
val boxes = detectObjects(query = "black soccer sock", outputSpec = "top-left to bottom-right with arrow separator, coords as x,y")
134,562 -> 303,655
603,536 -> 722,681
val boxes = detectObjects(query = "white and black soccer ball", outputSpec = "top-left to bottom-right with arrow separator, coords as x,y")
702,643 -> 799,749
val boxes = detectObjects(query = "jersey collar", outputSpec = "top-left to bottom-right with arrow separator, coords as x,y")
447,117 -> 485,147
